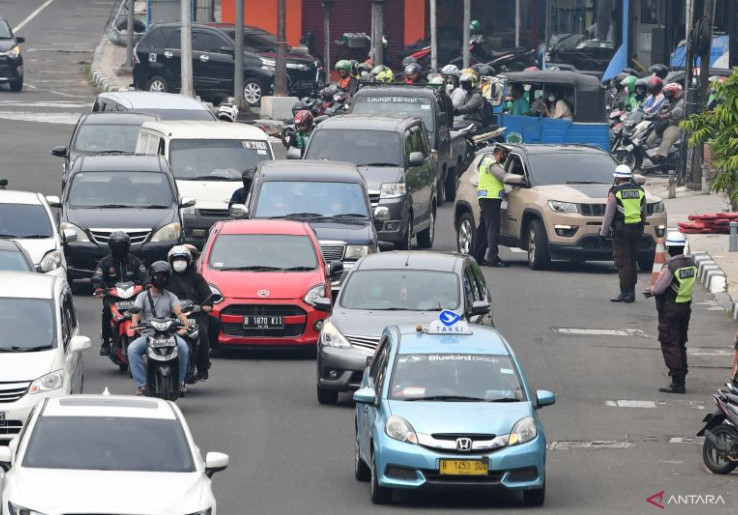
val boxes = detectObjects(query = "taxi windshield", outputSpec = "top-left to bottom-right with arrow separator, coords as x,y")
389,354 -> 525,402
340,270 -> 459,311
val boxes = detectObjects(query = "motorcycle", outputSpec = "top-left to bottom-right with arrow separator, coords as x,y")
612,111 -> 680,174
608,108 -> 627,150
130,313 -> 186,401
104,281 -> 144,372
452,122 -> 506,173
698,381 -> 738,474
179,300 -> 202,385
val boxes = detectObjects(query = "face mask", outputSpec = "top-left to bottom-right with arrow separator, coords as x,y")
462,82 -> 472,91
152,275 -> 169,289
172,260 -> 188,273
548,95 -> 555,102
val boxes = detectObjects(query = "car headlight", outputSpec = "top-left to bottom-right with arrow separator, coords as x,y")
8,502 -> 50,515
320,321 -> 350,349
208,283 -> 224,304
38,250 -> 62,273
508,416 -> 538,446
345,245 -> 371,259
186,509 -> 212,515
385,415 -> 418,444
150,222 -> 181,242
380,182 -> 406,199
547,200 -> 579,214
59,222 -> 90,243
1,46 -> 21,59
29,370 -> 64,394
303,283 -> 326,306
650,201 -> 665,214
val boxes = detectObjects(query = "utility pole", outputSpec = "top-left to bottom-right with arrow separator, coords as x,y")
322,0 -> 333,81
371,0 -> 384,67
234,0 -> 245,108
692,0 -> 715,188
462,0 -> 470,68
515,0 -> 521,47
124,0 -> 134,68
274,0 -> 288,96
180,0 -> 193,97
429,0 -> 438,73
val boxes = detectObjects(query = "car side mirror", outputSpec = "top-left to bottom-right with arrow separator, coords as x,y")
504,175 -> 525,186
286,147 -> 302,160
229,203 -> 249,218
313,297 -> 332,313
49,146 -> 68,158
536,390 -> 556,409
45,195 -> 61,208
179,196 -> 196,208
373,206 -> 390,221
62,228 -> 77,244
15,36 -> 25,44
632,173 -> 646,186
69,335 -> 91,353
408,151 -> 425,167
0,446 -> 11,472
204,451 -> 229,478
471,300 -> 491,316
378,241 -> 394,252
329,260 -> 344,278
353,386 -> 376,404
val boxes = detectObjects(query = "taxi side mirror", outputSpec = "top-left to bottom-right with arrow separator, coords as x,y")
536,390 -> 556,409
353,386 -> 376,404
471,300 -> 491,316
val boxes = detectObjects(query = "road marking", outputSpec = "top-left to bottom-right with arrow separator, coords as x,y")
608,399 -> 706,409
0,111 -> 78,125
606,400 -> 657,408
669,437 -> 705,444
14,0 -> 57,33
0,100 -> 90,108
552,328 -> 648,337
548,440 -> 633,450
688,348 -> 734,357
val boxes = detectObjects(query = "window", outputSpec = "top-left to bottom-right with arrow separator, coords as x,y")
192,31 -> 228,53
165,29 -> 181,49
370,337 -> 391,385
403,131 -> 416,163
157,138 -> 166,155
469,261 -> 488,300
506,154 -> 525,176
63,293 -> 77,329
463,266 -> 482,306
413,128 -> 430,157
142,27 -> 172,48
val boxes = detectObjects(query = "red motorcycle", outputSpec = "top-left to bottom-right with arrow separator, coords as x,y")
104,281 -> 143,372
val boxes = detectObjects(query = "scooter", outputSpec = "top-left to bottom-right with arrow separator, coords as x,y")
131,314 -> 185,401
104,281 -> 143,372
698,381 -> 738,474
179,300 -> 202,385
613,111 -> 680,174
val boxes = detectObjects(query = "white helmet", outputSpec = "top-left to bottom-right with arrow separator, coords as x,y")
665,231 -> 687,248
441,64 -> 460,77
613,164 -> 632,179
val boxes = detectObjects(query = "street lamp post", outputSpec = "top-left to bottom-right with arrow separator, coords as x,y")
234,0 -> 245,108
462,0 -> 470,69
322,0 -> 333,82
371,0 -> 384,68
124,0 -> 134,68
180,0 -> 193,97
274,0 -> 288,96
429,0 -> 437,73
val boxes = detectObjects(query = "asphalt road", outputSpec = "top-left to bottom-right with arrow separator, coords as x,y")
1,2 -> 738,514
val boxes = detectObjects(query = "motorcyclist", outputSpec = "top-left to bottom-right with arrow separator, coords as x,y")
167,245 -> 214,382
91,231 -> 149,356
282,110 -> 314,156
610,72 -> 629,110
470,19 -> 482,35
454,71 -> 485,132
648,82 -> 685,163
129,261 -> 190,396
619,75 -> 640,112
228,169 -> 255,209
632,78 -> 648,108
335,60 -> 358,96
642,76 -> 665,115
441,64 -> 466,108
403,62 -> 424,84
427,75 -> 453,127
371,65 -> 395,83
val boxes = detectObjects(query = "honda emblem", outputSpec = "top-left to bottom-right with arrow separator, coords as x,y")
456,437 -> 472,451
257,289 -> 270,297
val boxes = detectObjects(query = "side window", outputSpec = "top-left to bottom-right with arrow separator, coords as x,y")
157,138 -> 166,156
59,298 -> 70,351
92,99 -> 102,112
165,29 -> 182,49
463,266 -> 481,306
64,293 -> 77,329
506,154 -> 525,176
403,131 -> 415,163
136,133 -> 150,154
369,336 -> 390,384
413,129 -> 429,157
193,31 -> 230,53
469,261 -> 488,300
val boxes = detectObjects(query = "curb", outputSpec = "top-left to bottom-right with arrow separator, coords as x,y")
690,250 -> 736,318
90,36 -> 125,93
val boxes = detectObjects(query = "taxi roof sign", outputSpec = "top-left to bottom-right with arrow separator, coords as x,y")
426,310 -> 473,335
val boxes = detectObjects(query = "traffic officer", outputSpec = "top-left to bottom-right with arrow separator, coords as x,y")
472,145 -> 509,267
643,232 -> 696,393
600,164 -> 646,302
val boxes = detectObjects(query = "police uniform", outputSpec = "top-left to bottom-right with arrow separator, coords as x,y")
473,154 -> 507,265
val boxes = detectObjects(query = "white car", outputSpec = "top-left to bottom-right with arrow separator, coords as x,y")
0,190 -> 76,277
0,394 -> 229,515
0,272 -> 89,441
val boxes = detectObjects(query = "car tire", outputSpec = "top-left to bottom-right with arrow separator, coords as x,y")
396,216 -> 413,251
523,485 -> 546,507
527,219 -> 551,270
354,427 -> 371,482
417,205 -> 435,249
370,450 -> 393,504
243,79 -> 263,107
147,75 -> 169,93
456,211 -> 475,255
637,257 -> 654,272
9,75 -> 23,92
317,385 -> 338,405
445,166 -> 457,201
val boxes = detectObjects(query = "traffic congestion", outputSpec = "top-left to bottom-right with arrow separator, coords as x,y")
1,1 -> 738,513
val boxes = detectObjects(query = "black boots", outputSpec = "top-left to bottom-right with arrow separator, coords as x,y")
611,289 -> 635,303
99,339 -> 111,356
659,374 -> 686,394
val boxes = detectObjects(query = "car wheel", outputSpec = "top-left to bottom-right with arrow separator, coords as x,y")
637,257 -> 654,272
456,211 -> 475,255
703,425 -> 738,474
147,75 -> 169,93
317,385 -> 338,405
527,219 -> 551,270
396,216 -> 413,251
417,206 -> 435,248
370,450 -> 393,504
243,79 -> 263,106
523,484 -> 546,507
445,166 -> 457,201
9,75 -> 23,92
354,427 -> 371,482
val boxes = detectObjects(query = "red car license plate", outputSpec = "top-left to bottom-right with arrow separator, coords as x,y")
243,315 -> 284,330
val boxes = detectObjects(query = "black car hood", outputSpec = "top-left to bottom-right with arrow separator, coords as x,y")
356,166 -> 404,192
0,39 -> 16,52
64,207 -> 176,231
309,220 -> 376,246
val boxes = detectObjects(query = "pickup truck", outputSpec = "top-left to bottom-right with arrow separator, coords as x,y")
347,84 -> 466,203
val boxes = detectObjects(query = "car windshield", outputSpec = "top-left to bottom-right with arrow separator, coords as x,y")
254,181 -> 369,220
526,152 -> 617,186
23,416 -> 195,472
0,204 -> 53,238
389,354 -> 525,402
340,270 -> 460,311
208,234 -> 318,271
147,109 -> 215,121
0,299 -> 55,350
0,250 -> 32,272
67,172 -> 174,209
351,97 -> 434,130
0,21 -> 11,39
74,124 -> 142,153
305,130 -> 402,166
170,139 -> 272,180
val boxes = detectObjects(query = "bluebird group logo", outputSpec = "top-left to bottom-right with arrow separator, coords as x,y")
439,310 -> 462,327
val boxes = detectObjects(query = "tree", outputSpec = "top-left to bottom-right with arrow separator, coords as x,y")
681,69 -> 738,209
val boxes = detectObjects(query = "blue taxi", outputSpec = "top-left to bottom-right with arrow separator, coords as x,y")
353,311 -> 555,506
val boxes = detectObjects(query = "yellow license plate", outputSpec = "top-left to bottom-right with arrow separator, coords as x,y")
439,459 -> 488,476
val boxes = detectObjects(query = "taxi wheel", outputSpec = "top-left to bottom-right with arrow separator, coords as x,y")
370,450 -> 393,504
317,386 -> 338,405
523,485 -> 545,507
354,430 -> 371,482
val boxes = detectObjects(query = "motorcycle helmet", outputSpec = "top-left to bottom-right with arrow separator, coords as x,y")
216,103 -> 238,122
349,59 -> 359,76
475,64 -> 493,77
149,261 -> 172,289
404,62 -> 421,81
357,62 -> 373,74
613,164 -> 633,179
620,75 -> 637,93
375,67 -> 395,83
108,231 -> 131,259
334,60 -> 352,74
401,56 -> 418,68
168,245 -> 192,273
470,19 -> 481,33
427,75 -> 445,91
665,231 -> 687,248
294,109 -> 314,130
183,243 -> 200,263
441,64 -> 460,78
459,71 -> 478,89
647,63 -> 669,80
291,100 -> 308,117
662,82 -> 682,101
647,76 -> 663,95
634,78 -> 648,97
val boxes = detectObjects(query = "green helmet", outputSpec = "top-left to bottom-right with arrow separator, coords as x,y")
427,76 -> 445,90
620,75 -> 637,93
470,20 -> 481,32
376,68 -> 395,83
334,60 -> 352,73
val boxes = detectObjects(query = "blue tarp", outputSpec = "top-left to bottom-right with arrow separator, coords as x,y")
670,35 -> 730,69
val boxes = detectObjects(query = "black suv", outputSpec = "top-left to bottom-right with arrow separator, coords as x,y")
133,23 -> 320,106
0,17 -> 25,91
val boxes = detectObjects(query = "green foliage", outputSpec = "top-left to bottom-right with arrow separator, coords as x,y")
681,68 -> 738,207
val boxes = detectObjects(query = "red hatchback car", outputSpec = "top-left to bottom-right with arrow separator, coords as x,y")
200,219 -> 341,348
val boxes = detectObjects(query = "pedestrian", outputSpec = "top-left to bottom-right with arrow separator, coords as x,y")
643,232 -> 696,393
600,164 -> 646,302
472,145 -> 509,267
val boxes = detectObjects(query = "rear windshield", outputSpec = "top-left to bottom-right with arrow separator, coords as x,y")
351,96 -> 434,129
170,139 -> 272,180
74,124 -> 141,153
305,129 -> 402,166
0,204 -> 53,238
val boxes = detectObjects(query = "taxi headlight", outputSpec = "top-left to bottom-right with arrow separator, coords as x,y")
8,502 -> 50,515
303,283 -> 326,306
29,370 -> 64,394
547,200 -> 579,214
345,245 -> 371,259
38,250 -> 62,272
150,222 -> 181,242
508,416 -> 538,446
380,183 -> 406,199
320,321 -> 350,349
59,222 -> 90,243
385,415 -> 418,444
650,201 -> 665,214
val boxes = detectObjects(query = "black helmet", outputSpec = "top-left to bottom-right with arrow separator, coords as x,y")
149,260 -> 171,278
401,56 -> 418,68
404,62 -> 421,77
647,63 -> 669,80
108,231 -> 130,258
475,65 -> 493,77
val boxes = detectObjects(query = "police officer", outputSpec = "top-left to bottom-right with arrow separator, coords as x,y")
472,145 -> 509,267
644,232 -> 696,393
600,164 -> 646,302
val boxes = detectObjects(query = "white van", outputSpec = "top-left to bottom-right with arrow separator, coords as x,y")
135,120 -> 274,246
